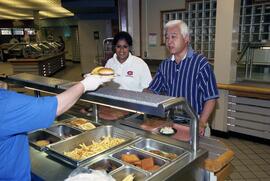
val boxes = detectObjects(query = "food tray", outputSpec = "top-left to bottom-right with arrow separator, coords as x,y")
111,166 -> 149,181
46,124 -> 82,139
62,118 -> 99,131
87,157 -> 123,173
46,125 -> 137,167
112,148 -> 168,173
132,138 -> 187,160
28,130 -> 62,151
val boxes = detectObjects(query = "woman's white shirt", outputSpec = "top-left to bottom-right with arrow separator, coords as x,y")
105,53 -> 152,92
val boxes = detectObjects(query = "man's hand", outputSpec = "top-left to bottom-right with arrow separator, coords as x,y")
80,74 -> 112,92
143,88 -> 153,93
198,99 -> 216,136
199,121 -> 206,136
0,81 -> 7,89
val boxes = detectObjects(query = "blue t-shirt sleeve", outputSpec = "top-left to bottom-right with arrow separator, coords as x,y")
148,64 -> 165,94
198,64 -> 219,101
1,90 -> 58,136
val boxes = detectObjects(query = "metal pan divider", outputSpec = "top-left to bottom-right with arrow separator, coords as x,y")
125,146 -> 171,165
83,156 -> 125,175
46,123 -> 83,136
109,165 -> 151,180
130,137 -> 190,162
108,154 -> 152,177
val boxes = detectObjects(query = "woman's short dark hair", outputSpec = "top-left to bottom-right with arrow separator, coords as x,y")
112,31 -> 133,47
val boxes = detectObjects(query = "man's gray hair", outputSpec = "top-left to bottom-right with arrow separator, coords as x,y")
165,20 -> 189,38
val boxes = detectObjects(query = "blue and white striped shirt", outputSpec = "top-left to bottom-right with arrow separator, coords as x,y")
148,48 -> 219,115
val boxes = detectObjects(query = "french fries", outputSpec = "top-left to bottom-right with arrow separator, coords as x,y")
64,136 -> 125,160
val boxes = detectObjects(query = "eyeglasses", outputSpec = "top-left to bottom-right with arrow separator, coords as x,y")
115,45 -> 129,49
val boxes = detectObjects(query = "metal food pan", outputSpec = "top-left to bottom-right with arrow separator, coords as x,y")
46,125 -> 137,166
112,148 -> 167,172
132,138 -> 187,160
46,124 -> 82,139
28,130 -> 62,151
111,166 -> 149,181
87,157 -> 123,173
56,114 -> 76,122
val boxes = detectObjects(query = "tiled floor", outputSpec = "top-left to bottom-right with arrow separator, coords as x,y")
1,61 -> 270,180
220,137 -> 270,181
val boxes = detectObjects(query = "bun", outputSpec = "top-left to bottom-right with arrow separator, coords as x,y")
98,68 -> 114,76
91,66 -> 103,75
91,67 -> 114,76
35,140 -> 50,147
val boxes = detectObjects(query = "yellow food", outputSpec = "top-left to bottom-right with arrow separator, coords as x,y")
97,67 -> 114,76
69,118 -> 88,126
35,140 -> 50,147
122,174 -> 135,181
121,153 -> 161,172
91,66 -> 114,76
141,157 -> 154,170
68,119 -> 96,130
78,122 -> 96,131
91,66 -> 104,75
64,136 -> 125,160
121,154 -> 140,163
149,150 -> 177,160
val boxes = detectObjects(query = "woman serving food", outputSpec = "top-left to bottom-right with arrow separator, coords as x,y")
81,32 -> 153,121
105,31 -> 152,92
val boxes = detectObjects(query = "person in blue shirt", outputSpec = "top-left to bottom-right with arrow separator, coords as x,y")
146,20 -> 219,136
0,75 -> 111,181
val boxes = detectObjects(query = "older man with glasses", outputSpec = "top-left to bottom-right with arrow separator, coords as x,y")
146,20 -> 219,136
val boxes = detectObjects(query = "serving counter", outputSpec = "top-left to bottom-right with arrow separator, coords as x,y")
8,52 -> 65,77
1,73 -> 234,181
30,123 -> 207,181
218,82 -> 270,140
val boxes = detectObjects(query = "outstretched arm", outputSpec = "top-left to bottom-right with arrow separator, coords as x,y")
56,75 -> 112,116
56,82 -> 84,116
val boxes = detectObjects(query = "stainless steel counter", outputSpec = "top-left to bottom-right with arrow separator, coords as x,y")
30,116 -> 232,180
31,148 -> 73,180
30,122 -> 208,181
0,74 -> 229,180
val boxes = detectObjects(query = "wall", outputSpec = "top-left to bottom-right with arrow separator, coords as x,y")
128,0 -> 140,56
78,20 -> 112,73
0,20 -> 34,44
139,0 -> 242,132
141,0 -> 186,59
40,17 -> 77,27
212,0 -> 241,132
40,17 -> 78,60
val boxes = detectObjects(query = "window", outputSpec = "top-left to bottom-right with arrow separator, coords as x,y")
24,28 -> 35,35
239,0 -> 270,51
13,28 -> 24,35
0,28 -> 12,35
160,0 -> 217,60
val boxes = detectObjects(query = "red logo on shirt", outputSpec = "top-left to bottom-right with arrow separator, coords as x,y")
127,71 -> 133,76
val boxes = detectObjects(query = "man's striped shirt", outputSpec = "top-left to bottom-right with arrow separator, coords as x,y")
148,48 -> 219,115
